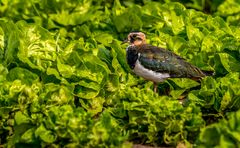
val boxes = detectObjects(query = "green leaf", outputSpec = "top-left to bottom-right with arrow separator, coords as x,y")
74,24 -> 91,38
217,0 -> 240,16
171,11 -> 185,35
199,125 -> 220,146
7,67 -> 38,85
218,53 -> 240,72
17,21 -> 57,71
20,128 -> 35,143
79,97 -> 105,116
198,109 -> 240,146
201,35 -> 223,52
95,33 -> 113,46
75,85 -> 99,99
113,6 -> 142,32
219,135 -> 237,148
168,78 -> 200,89
49,1 -> 101,26
170,89 -> 186,99
35,124 -> 56,143
186,24 -> 204,45
15,111 -> 30,125
2,1 -> 240,147
111,40 -> 130,72
220,90 -> 232,111
0,20 -> 20,65
0,64 -> 8,83
167,36 -> 187,56
41,83 -> 74,105
57,58 -> 75,78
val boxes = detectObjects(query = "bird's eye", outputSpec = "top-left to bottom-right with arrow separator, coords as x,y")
132,34 -> 137,38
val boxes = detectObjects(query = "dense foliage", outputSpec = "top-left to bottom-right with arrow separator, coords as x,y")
0,0 -> 240,147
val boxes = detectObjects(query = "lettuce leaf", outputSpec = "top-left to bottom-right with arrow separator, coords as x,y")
197,109 -> 240,147
1,0 -> 240,147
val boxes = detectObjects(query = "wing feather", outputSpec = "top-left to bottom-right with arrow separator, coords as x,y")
137,44 -> 206,78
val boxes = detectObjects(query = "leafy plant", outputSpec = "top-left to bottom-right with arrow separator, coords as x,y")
197,109 -> 240,147
0,0 -> 240,147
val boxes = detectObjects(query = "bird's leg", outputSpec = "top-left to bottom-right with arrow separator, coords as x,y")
153,82 -> 158,93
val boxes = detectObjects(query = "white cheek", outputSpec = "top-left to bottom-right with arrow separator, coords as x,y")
134,40 -> 142,46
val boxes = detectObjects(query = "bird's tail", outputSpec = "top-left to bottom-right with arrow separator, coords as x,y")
202,70 -> 214,76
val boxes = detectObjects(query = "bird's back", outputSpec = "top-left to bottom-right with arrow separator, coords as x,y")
130,44 -> 210,80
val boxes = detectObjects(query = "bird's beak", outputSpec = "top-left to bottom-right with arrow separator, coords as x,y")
121,38 -> 129,45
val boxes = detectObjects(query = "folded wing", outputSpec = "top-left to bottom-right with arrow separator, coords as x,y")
138,44 -> 206,78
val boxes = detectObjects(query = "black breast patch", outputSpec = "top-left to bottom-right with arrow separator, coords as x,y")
126,46 -> 139,69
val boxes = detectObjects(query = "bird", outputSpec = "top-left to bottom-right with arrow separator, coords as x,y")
123,31 -> 213,93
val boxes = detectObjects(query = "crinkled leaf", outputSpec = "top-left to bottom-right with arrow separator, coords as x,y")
0,64 -> 8,83
7,67 -> 38,85
171,11 -> 185,35
35,124 -> 56,143
113,6 -> 142,32
0,20 -> 20,65
201,35 -> 223,52
14,111 -> 30,125
218,53 -> 240,73
17,21 -> 57,71
198,110 -> 240,146
20,128 -> 35,143
95,33 -> 113,46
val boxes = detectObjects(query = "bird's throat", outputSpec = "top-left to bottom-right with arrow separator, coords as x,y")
126,46 -> 138,69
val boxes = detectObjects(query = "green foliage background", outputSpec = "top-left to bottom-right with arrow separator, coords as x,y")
0,0 -> 240,147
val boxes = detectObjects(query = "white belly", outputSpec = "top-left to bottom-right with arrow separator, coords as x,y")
133,60 -> 170,82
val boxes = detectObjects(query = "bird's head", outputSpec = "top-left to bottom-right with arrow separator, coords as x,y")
123,32 -> 146,46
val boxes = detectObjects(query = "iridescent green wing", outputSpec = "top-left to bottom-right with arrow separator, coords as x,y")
138,44 -> 205,78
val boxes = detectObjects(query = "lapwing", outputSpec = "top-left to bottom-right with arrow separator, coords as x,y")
124,31 -> 213,92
